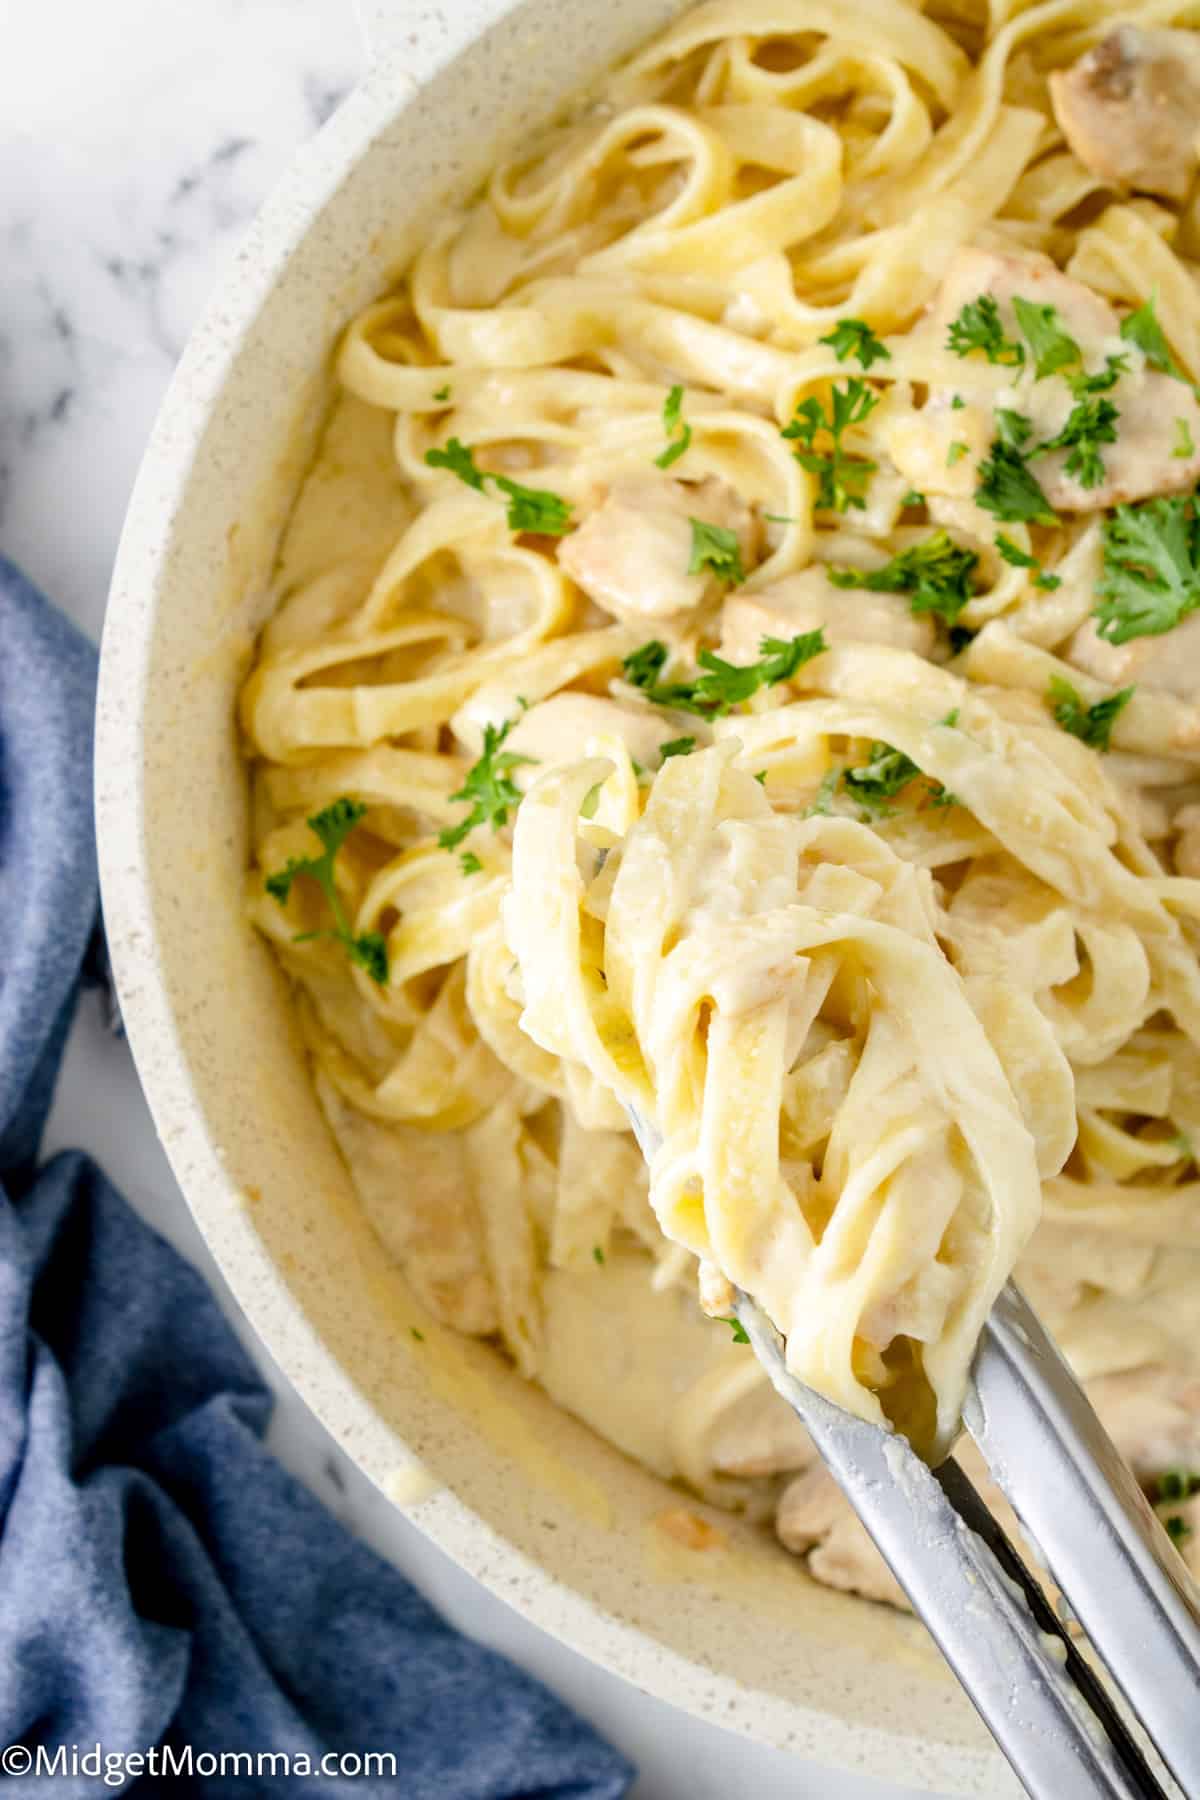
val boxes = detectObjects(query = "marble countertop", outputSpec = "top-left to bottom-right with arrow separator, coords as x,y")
3,6 -> 948,1795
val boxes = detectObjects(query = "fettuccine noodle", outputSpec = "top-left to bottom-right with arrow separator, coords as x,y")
241,0 -> 1200,1599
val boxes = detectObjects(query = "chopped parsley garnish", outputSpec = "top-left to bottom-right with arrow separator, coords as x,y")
433,384 -> 451,402
1031,396 -> 1118,490
592,1245 -> 606,1266
1095,496 -> 1200,642
1166,1514 -> 1192,1546
1120,295 -> 1188,382
659,736 -> 696,761
995,535 -> 1061,590
995,408 -> 1034,451
828,530 -> 978,625
1068,353 -> 1128,396
946,294 -> 1024,367
1159,1468 -> 1200,1503
438,719 -> 535,851
424,437 -> 572,535
763,511 -> 799,524
689,518 -> 745,585
1047,676 -> 1134,751
1175,418 -> 1195,459
1173,1131 -> 1194,1158
753,770 -> 768,785
841,742 -> 924,814
622,631 -> 826,717
426,435 -> 484,489
655,384 -> 692,469
265,798 -> 389,985
718,1316 -> 750,1344
411,1327 -> 425,1342
459,851 -> 483,876
900,489 -> 925,508
819,317 -> 891,370
1011,297 -> 1081,380
781,378 -> 879,513
975,440 -> 1057,526
951,394 -> 965,410
805,768 -> 840,816
946,440 -> 969,467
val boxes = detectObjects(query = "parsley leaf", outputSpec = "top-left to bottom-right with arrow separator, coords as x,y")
1159,1468 -> 1200,1503
656,384 -> 692,469
1012,296 -> 1081,380
1120,295 -> 1188,382
805,768 -> 840,816
426,436 -> 485,489
622,640 -> 671,691
438,719 -> 536,851
976,441 -> 1058,526
622,631 -> 826,717
424,437 -> 572,535
995,408 -> 1034,451
946,440 -> 969,467
265,798 -> 389,985
995,534 -> 1061,590
1030,396 -> 1118,490
659,736 -> 696,761
828,530 -> 978,624
781,378 -> 879,512
1175,417 -> 1195,459
945,294 -> 1024,367
819,317 -> 891,371
433,384 -> 451,402
1048,676 -> 1134,751
1096,496 -> 1200,643
493,475 -> 572,535
1166,1514 -> 1192,1546
717,1316 -> 750,1344
689,518 -> 745,585
842,743 -> 922,813
1068,353 -> 1128,396
593,1245 -> 606,1266
459,851 -> 483,876
900,489 -> 925,508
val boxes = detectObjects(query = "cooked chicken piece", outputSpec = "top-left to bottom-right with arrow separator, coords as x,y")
1066,608 -> 1200,700
707,1381 -> 817,1479
558,474 -> 760,624
500,692 -> 669,776
1086,1363 -> 1200,1478
894,249 -> 1200,513
1050,27 -> 1200,203
316,1076 -> 498,1336
1174,803 -> 1200,877
778,1362 -> 1200,1609
718,567 -> 936,663
776,1465 -> 910,1609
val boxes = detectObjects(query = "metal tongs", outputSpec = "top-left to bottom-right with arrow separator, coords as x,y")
627,1109 -> 1200,1799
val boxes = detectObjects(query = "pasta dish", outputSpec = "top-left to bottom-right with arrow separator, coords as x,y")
241,0 -> 1200,1606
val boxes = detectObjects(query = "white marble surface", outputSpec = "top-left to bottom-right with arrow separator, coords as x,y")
4,5 -> 951,1795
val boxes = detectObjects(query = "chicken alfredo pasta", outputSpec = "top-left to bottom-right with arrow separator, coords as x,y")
242,0 -> 1200,1602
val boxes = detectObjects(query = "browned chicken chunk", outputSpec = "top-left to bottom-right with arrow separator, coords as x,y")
558,474 -> 760,624
1050,27 -> 1200,202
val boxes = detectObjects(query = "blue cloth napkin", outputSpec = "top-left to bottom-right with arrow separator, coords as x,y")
0,557 -> 634,1798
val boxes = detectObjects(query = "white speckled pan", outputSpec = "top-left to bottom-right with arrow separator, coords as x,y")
95,4 -> 1018,1791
